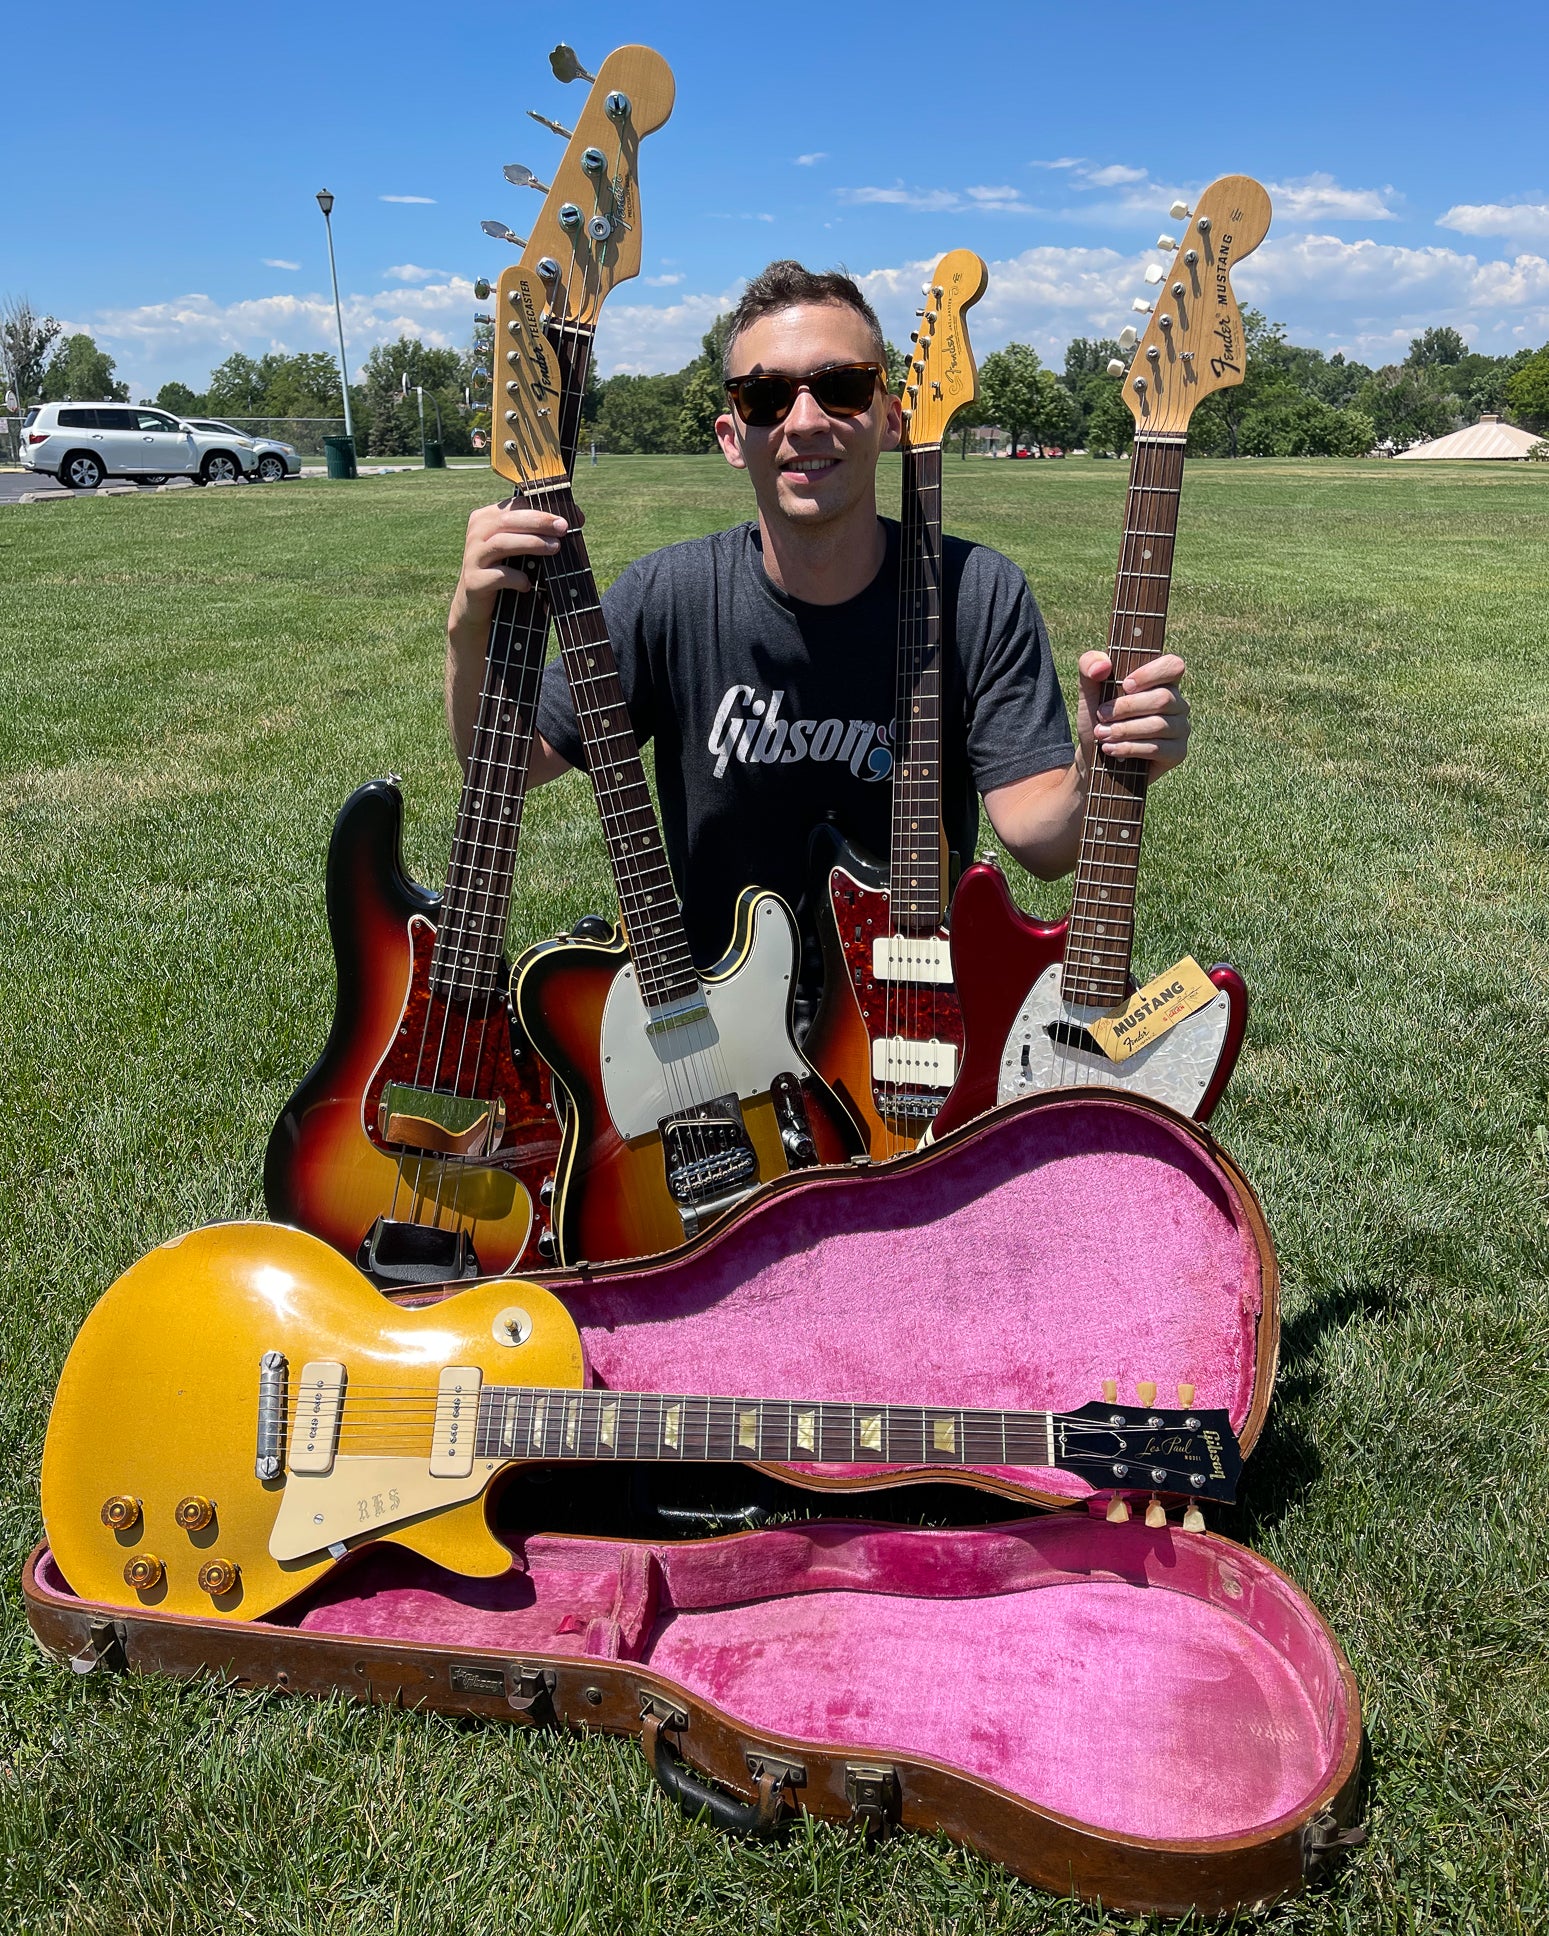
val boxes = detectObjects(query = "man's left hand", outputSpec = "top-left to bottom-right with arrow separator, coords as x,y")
1076,650 -> 1190,775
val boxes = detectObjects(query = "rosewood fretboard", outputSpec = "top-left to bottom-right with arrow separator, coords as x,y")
428,322 -> 595,1005
1063,433 -> 1187,1009
890,444 -> 947,935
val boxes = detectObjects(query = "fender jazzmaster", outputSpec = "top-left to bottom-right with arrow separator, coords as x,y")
263,48 -> 676,1283
804,251 -> 987,1155
933,179 -> 1269,1137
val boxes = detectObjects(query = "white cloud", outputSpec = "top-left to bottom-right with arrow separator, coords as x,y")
840,183 -> 962,212
380,194 -> 436,205
1078,163 -> 1148,188
1266,172 -> 1397,224
1438,201 -> 1549,240
593,289 -> 740,374
262,258 -> 300,271
384,264 -> 447,283
966,185 -> 1023,204
857,246 -> 1145,361
644,273 -> 684,286
1030,157 -> 1083,170
794,152 -> 827,166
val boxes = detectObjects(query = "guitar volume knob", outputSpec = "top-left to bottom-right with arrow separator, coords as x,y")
100,1495 -> 140,1531
123,1554 -> 164,1592
175,1495 -> 215,1532
197,1558 -> 240,1597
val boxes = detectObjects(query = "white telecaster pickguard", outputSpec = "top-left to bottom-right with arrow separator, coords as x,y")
599,894 -> 809,1141
998,962 -> 1231,1117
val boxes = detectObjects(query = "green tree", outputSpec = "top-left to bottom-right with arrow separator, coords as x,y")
41,332 -> 127,402
1504,345 -> 1549,431
593,371 -> 688,454
1184,309 -> 1297,457
155,380 -> 203,417
205,353 -> 266,416
1407,325 -> 1468,368
676,312 -> 735,452
977,343 -> 1045,456
356,339 -> 466,456
884,339 -> 910,393
1355,365 -> 1457,449
1083,381 -> 1135,458
1238,394 -> 1374,457
0,296 -> 61,409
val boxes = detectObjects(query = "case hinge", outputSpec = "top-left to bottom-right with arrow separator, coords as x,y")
1302,1807 -> 1368,1878
506,1662 -> 557,1718
70,1619 -> 129,1676
844,1762 -> 899,1835
639,1689 -> 690,1730
746,1750 -> 805,1789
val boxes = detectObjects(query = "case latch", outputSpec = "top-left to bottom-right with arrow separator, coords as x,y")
506,1662 -> 557,1719
639,1689 -> 690,1730
70,1619 -> 128,1676
844,1762 -> 899,1835
1302,1808 -> 1367,1878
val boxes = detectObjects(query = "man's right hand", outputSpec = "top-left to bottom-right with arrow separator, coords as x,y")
444,501 -> 575,772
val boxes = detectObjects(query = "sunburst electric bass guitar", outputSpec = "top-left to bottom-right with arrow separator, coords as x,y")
487,275 -> 862,1264
42,1223 -> 1244,1621
263,48 -> 675,1285
804,251 -> 987,1155
933,179 -> 1268,1139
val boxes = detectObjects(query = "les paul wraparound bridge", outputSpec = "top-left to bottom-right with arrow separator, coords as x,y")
42,1225 -> 1243,1621
263,48 -> 676,1284
934,179 -> 1268,1139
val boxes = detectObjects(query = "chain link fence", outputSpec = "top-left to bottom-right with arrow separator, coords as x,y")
209,417 -> 349,458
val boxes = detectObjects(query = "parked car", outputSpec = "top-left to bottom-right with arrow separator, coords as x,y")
188,419 -> 301,482
19,404 -> 257,489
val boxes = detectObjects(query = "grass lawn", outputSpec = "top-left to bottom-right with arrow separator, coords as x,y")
1,456 -> 1545,1933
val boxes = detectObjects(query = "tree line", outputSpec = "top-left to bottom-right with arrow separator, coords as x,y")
7,288 -> 1548,460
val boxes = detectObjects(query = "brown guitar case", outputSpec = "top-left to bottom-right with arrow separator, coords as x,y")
23,1091 -> 1365,1916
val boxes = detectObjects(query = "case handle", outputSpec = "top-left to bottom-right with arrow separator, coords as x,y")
640,1713 -> 786,1838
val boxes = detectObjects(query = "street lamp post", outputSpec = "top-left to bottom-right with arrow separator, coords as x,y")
315,190 -> 356,472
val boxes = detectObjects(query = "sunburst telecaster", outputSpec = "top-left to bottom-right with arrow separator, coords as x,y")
264,48 -> 676,1284
934,178 -> 1268,1138
805,251 -> 987,1155
42,1223 -> 1244,1621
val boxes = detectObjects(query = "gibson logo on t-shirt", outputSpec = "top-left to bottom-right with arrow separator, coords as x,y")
708,686 -> 893,783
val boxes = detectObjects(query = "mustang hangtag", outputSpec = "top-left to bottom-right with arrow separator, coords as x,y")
1087,956 -> 1219,1064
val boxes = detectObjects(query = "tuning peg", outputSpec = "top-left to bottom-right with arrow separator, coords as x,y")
1157,232 -> 1177,251
1105,1496 -> 1131,1524
549,43 -> 596,83
1106,358 -> 1126,378
473,277 -> 492,301
1131,298 -> 1153,314
1169,199 -> 1192,220
1137,1380 -> 1157,1406
480,220 -> 526,248
1101,1378 -> 1118,1404
504,163 -> 550,193
1177,1382 -> 1195,1407
1143,264 -> 1165,285
527,110 -> 574,139
1117,326 -> 1138,351
1182,1503 -> 1206,1533
1145,1497 -> 1168,1529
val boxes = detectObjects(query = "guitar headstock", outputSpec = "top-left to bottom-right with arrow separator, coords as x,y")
491,44 -> 675,488
1109,175 -> 1271,437
1053,1387 -> 1242,1504
900,248 -> 988,451
495,272 -> 571,491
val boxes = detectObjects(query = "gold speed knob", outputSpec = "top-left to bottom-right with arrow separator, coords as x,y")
174,1495 -> 215,1532
122,1553 -> 164,1591
100,1495 -> 141,1531
197,1558 -> 240,1597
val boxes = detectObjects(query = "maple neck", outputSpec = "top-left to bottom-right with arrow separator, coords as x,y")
528,480 -> 700,1010
431,323 -> 595,1002
475,1383 -> 1057,1469
890,444 -> 946,934
1063,434 -> 1186,1009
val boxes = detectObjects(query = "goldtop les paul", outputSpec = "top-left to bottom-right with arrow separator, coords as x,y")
264,46 -> 676,1287
934,177 -> 1269,1138
42,1225 -> 1244,1621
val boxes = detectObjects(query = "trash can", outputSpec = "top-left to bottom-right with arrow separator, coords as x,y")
422,439 -> 446,470
323,435 -> 357,479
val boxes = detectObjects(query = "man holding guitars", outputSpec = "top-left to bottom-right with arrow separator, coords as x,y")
445,261 -> 1190,977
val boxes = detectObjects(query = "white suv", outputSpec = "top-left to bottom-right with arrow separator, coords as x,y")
20,404 -> 258,489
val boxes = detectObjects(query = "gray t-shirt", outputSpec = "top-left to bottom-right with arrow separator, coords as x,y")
536,517 -> 1072,967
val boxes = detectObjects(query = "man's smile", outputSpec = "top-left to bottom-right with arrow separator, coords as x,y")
778,455 -> 841,478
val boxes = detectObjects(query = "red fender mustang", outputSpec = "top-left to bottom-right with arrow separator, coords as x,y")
491,272 -> 862,1267
264,48 -> 676,1284
933,178 -> 1270,1138
805,251 -> 987,1155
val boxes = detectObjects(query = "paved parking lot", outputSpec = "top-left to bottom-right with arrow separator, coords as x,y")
0,469 -> 187,504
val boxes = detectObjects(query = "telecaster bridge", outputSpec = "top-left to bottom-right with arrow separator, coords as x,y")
659,1095 -> 760,1232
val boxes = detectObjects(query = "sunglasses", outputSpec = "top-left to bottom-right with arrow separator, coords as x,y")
724,362 -> 886,428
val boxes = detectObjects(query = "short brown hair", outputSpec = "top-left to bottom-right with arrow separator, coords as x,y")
722,261 -> 886,379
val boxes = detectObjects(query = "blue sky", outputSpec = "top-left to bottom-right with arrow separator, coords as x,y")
8,0 -> 1549,400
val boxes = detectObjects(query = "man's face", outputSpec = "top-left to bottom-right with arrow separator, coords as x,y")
715,302 -> 902,531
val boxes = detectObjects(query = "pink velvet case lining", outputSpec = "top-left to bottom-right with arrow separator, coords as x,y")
545,1095 -> 1268,1500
